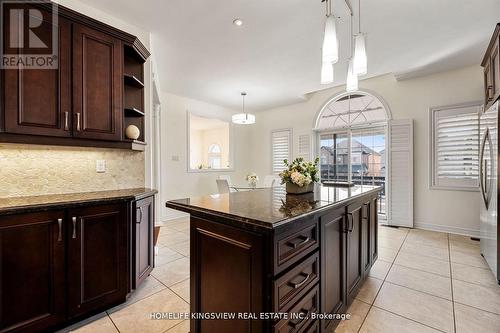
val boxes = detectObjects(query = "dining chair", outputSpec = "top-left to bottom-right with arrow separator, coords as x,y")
218,175 -> 232,186
216,179 -> 231,194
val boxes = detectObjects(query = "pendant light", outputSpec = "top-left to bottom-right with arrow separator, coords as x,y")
321,62 -> 334,84
322,13 -> 339,64
346,59 -> 358,91
353,0 -> 367,75
232,92 -> 255,125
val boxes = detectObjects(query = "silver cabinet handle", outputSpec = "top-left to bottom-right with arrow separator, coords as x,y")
347,212 -> 354,233
72,217 -> 77,239
57,218 -> 63,242
76,113 -> 81,132
136,207 -> 143,224
64,112 -> 69,131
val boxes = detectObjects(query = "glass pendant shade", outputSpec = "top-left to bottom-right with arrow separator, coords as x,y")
321,62 -> 334,85
232,113 -> 255,125
322,15 -> 339,64
346,59 -> 358,92
353,34 -> 367,75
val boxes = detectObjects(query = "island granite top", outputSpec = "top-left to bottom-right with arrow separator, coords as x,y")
166,184 -> 382,230
0,188 -> 157,216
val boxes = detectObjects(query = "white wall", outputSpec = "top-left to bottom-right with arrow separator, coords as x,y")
247,65 -> 483,236
159,92 -> 252,221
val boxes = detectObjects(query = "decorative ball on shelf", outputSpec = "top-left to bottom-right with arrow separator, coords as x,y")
125,125 -> 140,140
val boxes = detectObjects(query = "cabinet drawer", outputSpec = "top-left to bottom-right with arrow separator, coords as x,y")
276,220 -> 318,272
274,252 -> 319,311
303,321 -> 320,333
273,285 -> 319,333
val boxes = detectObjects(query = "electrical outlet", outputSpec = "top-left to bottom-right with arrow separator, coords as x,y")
96,160 -> 106,173
171,155 -> 180,162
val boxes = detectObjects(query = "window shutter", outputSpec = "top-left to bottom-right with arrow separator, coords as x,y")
297,134 -> 311,161
272,129 -> 292,175
431,105 -> 480,189
388,120 -> 413,228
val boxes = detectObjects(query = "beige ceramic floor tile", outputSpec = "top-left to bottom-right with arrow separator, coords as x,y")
386,264 -> 452,300
451,262 -> 498,287
157,231 -> 190,247
356,277 -> 384,304
109,288 -> 189,333
165,320 -> 190,333
449,233 -> 479,245
374,282 -> 454,332
379,236 -> 404,250
168,240 -> 190,257
368,259 -> 392,280
409,229 -> 448,240
359,307 -> 441,333
378,228 -> 407,242
450,249 -> 489,269
70,315 -> 118,333
450,241 -> 480,255
454,302 -> 500,333
453,279 -> 500,314
170,278 -> 190,303
400,241 -> 449,261
335,299 -> 371,333
395,252 -> 450,277
405,233 -> 448,249
152,257 -> 190,287
107,276 -> 167,314
155,246 -> 184,267
378,246 -> 398,263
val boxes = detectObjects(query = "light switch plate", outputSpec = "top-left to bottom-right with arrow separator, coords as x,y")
96,160 -> 106,173
171,155 -> 180,161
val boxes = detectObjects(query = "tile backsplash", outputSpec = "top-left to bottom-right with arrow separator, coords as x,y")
0,143 -> 145,198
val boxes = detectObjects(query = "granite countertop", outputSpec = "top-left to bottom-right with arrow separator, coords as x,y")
166,184 -> 382,230
0,188 -> 157,215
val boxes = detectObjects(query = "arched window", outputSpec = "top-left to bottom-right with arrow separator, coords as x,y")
315,92 -> 390,218
208,144 -> 222,169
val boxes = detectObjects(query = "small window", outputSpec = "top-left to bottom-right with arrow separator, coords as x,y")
272,129 -> 292,175
430,103 -> 482,190
188,113 -> 232,171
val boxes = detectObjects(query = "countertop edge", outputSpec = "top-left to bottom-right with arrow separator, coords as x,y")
166,186 -> 382,230
0,189 -> 158,216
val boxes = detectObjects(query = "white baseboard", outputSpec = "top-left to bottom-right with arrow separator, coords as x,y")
414,220 -> 480,238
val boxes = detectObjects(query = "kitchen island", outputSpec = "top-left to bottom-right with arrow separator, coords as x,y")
166,184 -> 382,333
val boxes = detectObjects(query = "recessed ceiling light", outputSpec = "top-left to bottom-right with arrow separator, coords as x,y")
233,18 -> 243,27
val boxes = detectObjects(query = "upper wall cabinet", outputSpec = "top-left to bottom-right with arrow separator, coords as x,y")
73,24 -> 123,141
0,1 -> 150,150
482,23 -> 500,110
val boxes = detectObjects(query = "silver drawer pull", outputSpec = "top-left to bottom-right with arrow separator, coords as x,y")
72,217 -> 77,239
289,272 -> 311,289
287,236 -> 310,249
64,111 -> 69,131
57,218 -> 63,242
76,113 -> 81,132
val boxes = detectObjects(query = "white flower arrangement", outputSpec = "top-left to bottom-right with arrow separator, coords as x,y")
279,157 -> 320,187
246,172 -> 259,186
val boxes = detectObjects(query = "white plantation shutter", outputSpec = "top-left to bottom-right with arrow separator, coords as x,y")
431,103 -> 481,189
272,129 -> 292,175
388,120 -> 413,227
297,134 -> 311,161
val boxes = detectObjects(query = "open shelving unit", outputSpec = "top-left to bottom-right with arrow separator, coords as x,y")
123,44 -> 146,146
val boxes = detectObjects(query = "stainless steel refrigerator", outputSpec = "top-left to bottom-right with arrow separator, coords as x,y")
480,101 -> 499,283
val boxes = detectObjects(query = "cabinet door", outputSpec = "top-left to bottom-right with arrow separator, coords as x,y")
0,211 -> 65,332
370,197 -> 379,263
485,59 -> 494,107
362,201 -> 371,276
3,7 -> 71,137
67,203 -> 127,318
73,24 -> 123,141
492,39 -> 500,103
346,203 -> 363,305
133,196 -> 155,289
320,208 -> 347,333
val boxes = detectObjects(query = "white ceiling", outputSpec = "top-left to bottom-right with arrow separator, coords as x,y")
83,0 -> 500,111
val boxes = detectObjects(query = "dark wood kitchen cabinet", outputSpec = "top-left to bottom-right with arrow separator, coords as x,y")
2,8 -> 72,137
67,203 -> 128,318
482,23 -> 500,109
346,202 -> 363,305
0,189 -> 156,333
0,1 -> 150,150
320,208 -> 347,333
132,195 -> 155,289
0,211 -> 66,333
72,24 -> 123,141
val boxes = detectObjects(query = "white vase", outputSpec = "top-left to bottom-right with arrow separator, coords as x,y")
286,182 -> 314,194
